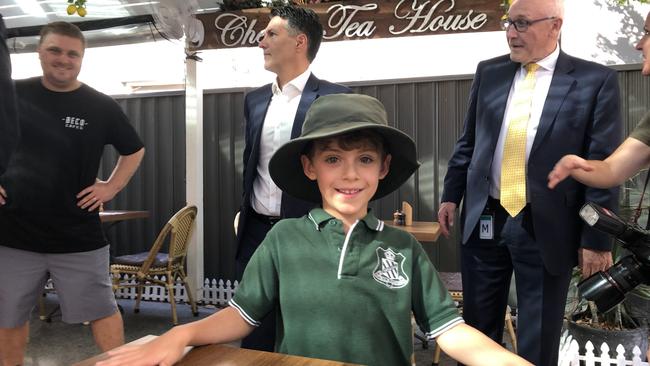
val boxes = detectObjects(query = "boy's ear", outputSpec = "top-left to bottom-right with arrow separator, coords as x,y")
379,154 -> 392,180
301,155 -> 317,181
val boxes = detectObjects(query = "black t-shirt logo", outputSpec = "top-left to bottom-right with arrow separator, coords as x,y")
62,116 -> 88,130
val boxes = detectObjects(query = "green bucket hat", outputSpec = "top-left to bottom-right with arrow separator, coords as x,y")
269,94 -> 420,203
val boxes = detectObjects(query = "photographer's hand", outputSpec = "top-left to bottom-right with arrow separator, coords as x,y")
548,155 -> 593,189
550,139 -> 650,190
579,248 -> 613,279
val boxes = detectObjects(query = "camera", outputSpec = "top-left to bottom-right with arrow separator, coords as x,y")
577,202 -> 650,313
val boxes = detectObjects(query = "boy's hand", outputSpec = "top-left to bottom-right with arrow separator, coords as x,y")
438,202 -> 457,238
95,333 -> 187,366
548,154 -> 593,189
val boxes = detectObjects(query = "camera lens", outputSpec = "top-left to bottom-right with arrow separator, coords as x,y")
578,255 -> 644,313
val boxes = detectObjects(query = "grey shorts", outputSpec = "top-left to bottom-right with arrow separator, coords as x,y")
0,245 -> 118,328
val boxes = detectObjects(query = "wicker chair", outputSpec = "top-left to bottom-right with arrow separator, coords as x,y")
110,205 -> 199,325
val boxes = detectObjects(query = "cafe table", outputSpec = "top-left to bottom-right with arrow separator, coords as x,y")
100,209 -> 149,225
73,335 -> 362,366
100,209 -> 150,257
384,220 -> 441,242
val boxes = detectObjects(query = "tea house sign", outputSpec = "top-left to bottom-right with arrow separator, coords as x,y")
193,0 -> 504,50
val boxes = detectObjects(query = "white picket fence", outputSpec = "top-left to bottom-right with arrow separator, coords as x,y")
201,278 -> 239,305
558,330 -> 648,366
113,275 -> 239,306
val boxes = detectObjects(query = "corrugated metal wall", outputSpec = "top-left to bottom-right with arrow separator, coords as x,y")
100,93 -> 187,258
203,91 -> 246,280
102,67 -> 648,281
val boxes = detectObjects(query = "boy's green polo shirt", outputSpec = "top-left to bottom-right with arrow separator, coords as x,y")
230,208 -> 462,366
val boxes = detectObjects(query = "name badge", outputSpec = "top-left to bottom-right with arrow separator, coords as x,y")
479,214 -> 493,240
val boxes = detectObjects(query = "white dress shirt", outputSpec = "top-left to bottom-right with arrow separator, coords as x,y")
251,68 -> 311,216
489,46 -> 560,200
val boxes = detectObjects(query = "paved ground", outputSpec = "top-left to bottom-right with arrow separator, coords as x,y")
25,296 -> 216,366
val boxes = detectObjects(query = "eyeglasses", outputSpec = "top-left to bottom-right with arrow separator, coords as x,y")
501,16 -> 557,32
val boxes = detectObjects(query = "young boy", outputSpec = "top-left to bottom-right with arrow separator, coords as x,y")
97,94 -> 529,366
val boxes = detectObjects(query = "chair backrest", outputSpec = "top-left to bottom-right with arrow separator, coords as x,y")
167,205 -> 198,265
140,205 -> 198,273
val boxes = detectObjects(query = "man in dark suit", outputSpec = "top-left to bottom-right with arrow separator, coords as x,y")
236,5 -> 350,351
438,0 -> 621,364
0,14 -> 18,182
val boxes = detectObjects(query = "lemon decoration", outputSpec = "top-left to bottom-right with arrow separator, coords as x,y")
66,0 -> 87,17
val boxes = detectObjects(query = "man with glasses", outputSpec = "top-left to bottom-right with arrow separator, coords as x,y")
438,0 -> 621,364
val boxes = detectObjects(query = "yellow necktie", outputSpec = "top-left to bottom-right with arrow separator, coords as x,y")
500,63 -> 540,217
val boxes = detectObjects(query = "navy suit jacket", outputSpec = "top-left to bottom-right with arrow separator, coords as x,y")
0,15 -> 18,175
441,51 -> 621,275
236,73 -> 351,253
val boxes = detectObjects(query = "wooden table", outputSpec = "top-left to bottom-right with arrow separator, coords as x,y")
73,336 -> 361,366
100,210 -> 149,223
384,221 -> 441,242
175,344 -> 360,366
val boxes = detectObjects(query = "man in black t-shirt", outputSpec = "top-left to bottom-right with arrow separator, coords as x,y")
0,22 -> 145,366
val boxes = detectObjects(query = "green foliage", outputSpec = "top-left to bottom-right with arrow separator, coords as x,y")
67,0 -> 86,7
613,0 -> 649,4
501,0 -> 648,16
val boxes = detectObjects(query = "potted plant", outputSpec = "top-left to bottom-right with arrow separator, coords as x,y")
615,170 -> 650,331
564,269 -> 650,361
563,173 -> 650,361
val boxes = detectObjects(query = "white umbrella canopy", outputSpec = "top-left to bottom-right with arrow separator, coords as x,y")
2,0 -> 218,52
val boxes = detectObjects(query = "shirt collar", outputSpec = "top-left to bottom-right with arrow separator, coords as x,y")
271,68 -> 311,96
307,208 -> 384,232
525,43 -> 559,72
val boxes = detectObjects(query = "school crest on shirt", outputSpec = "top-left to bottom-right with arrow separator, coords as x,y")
372,247 -> 409,289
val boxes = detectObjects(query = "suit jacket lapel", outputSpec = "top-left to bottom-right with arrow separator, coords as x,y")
485,60 -> 519,151
249,85 -> 273,159
292,73 -> 319,138
530,51 -> 575,156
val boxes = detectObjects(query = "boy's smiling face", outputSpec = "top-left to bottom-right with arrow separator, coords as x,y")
301,138 -> 391,226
